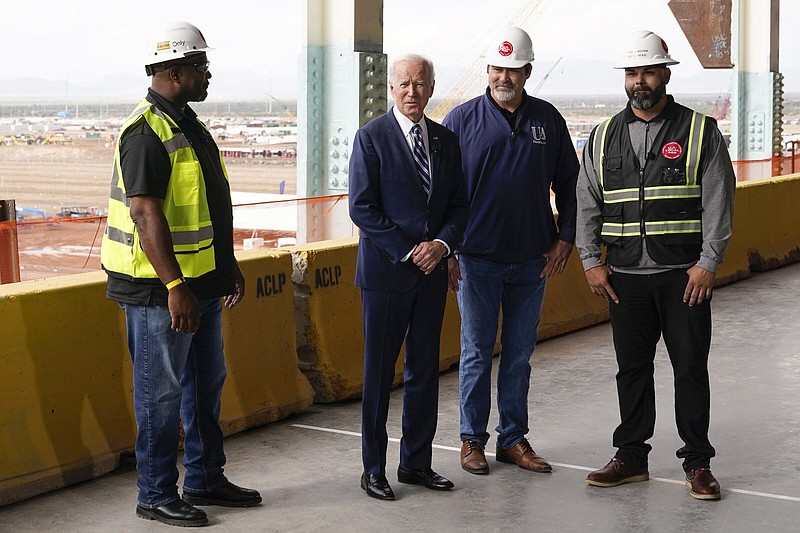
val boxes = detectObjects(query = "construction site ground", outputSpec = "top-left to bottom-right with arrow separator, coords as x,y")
0,140 -> 297,281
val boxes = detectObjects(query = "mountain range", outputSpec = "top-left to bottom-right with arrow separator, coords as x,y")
1,59 -> 797,101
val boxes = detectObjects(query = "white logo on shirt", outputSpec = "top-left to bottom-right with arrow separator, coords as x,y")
531,126 -> 547,145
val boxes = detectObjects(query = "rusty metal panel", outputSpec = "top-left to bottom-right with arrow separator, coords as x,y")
668,0 -> 734,68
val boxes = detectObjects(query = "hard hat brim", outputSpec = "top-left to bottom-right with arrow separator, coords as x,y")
145,46 -> 214,68
487,59 -> 533,69
613,58 -> 679,69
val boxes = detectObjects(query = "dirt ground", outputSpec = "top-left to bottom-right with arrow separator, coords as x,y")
0,140 -> 297,214
0,140 -> 298,281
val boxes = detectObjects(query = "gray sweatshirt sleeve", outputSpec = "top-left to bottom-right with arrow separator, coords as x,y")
696,123 -> 736,273
575,128 -> 605,271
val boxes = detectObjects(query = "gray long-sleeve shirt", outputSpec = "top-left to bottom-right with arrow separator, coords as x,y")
576,99 -> 736,274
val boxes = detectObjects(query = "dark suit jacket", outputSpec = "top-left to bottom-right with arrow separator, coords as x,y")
348,110 -> 469,292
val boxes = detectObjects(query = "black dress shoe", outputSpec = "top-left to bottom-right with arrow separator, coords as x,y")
397,465 -> 454,491
183,481 -> 262,507
136,499 -> 209,527
361,472 -> 395,500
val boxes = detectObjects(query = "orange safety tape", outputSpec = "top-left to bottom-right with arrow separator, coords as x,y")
232,193 -> 348,208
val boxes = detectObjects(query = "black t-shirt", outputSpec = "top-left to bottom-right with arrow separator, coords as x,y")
106,89 -> 236,305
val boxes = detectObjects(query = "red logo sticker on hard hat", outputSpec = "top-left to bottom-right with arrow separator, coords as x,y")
499,41 -> 514,57
660,39 -> 669,54
662,141 -> 683,160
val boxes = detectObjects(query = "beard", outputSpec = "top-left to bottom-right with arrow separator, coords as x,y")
627,82 -> 666,110
492,84 -> 517,103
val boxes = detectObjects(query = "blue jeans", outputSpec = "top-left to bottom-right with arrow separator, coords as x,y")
457,255 -> 547,449
122,298 -> 228,508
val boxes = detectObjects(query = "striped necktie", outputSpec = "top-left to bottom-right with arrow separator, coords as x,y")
410,124 -> 431,196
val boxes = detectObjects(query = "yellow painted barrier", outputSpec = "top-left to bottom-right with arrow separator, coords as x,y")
539,253 -> 610,339
439,291 -> 463,370
0,250 -> 313,507
219,249 -> 314,433
292,238 -> 364,402
717,175 -> 800,284
291,238 -> 466,403
0,271 -> 134,507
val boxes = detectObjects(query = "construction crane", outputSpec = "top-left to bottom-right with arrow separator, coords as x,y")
712,92 -> 731,121
532,56 -> 563,96
265,92 -> 296,122
428,0 -> 555,121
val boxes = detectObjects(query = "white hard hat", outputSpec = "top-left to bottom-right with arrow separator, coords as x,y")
614,30 -> 679,69
485,26 -> 534,68
144,21 -> 213,72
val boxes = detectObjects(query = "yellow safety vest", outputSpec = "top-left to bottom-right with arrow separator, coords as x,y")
101,98 -> 228,280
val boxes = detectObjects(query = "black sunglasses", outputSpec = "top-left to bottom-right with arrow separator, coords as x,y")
151,61 -> 210,74
179,61 -> 211,73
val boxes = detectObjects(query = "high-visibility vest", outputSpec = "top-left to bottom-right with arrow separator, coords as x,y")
100,98 -> 228,280
590,101 -> 709,266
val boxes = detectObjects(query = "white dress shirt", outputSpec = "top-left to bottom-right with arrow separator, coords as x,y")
391,107 -> 450,261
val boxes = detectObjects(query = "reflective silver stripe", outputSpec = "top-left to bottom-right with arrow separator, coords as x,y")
643,185 -> 702,200
124,102 -> 152,123
601,222 -> 640,237
105,225 -> 134,245
147,106 -> 190,154
604,185 -> 701,203
163,133 -> 191,154
105,225 -> 213,248
150,105 -> 170,122
171,225 -> 215,245
592,119 -> 612,188
602,219 -> 702,237
602,188 -> 639,203
685,111 -> 706,186
644,220 -> 702,234
109,184 -> 130,206
108,166 -> 132,207
110,162 -> 120,188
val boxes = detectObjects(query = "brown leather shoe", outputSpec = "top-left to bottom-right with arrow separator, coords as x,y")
685,468 -> 721,500
495,438 -> 552,473
586,458 -> 649,487
461,440 -> 489,475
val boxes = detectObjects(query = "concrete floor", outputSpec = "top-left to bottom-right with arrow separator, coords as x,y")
3,263 -> 800,532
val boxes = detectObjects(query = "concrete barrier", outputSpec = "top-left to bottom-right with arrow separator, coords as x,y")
219,249 -> 314,433
291,238 -> 365,402
717,175 -> 800,284
539,253 -> 610,339
0,250 -> 313,507
0,271 -> 134,506
291,239 -> 467,403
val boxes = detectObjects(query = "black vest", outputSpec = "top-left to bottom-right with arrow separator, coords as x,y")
592,100 -> 710,267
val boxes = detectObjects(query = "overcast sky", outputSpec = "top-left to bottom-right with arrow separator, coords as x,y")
2,0 -> 798,96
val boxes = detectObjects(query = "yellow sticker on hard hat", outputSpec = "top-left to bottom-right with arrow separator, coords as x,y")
156,41 -> 171,52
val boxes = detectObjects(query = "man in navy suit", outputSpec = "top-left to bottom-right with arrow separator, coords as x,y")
349,54 -> 469,501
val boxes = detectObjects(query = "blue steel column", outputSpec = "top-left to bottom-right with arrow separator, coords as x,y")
730,0 -> 783,178
298,0 -> 387,243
